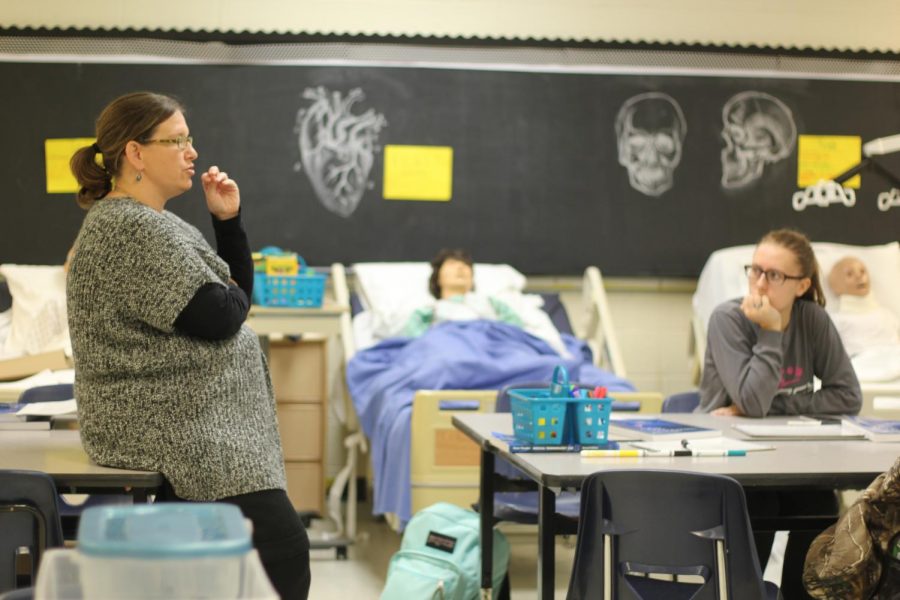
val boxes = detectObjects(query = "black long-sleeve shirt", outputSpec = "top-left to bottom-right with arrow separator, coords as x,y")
174,212 -> 253,340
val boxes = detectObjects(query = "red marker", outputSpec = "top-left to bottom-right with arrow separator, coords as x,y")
590,386 -> 607,398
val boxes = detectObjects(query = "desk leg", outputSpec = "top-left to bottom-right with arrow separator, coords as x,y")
538,484 -> 556,600
480,446 -> 495,599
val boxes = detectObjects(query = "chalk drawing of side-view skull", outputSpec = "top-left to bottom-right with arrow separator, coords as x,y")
720,91 -> 796,189
614,92 -> 687,197
295,87 -> 387,218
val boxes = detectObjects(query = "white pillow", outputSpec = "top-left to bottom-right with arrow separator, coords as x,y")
693,241 -> 900,332
0,264 -> 70,357
353,262 -> 527,317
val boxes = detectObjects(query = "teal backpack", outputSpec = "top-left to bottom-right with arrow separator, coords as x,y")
381,502 -> 510,600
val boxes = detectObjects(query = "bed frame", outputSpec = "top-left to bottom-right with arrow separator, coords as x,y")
328,264 -> 631,534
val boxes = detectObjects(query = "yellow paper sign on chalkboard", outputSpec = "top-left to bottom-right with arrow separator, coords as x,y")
45,138 -> 95,194
797,135 -> 862,188
383,145 -> 453,201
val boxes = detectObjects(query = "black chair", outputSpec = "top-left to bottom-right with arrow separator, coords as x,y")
0,470 -> 64,594
662,390 -> 701,413
567,469 -> 780,600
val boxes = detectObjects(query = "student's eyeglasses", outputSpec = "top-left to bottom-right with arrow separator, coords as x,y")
143,135 -> 194,150
744,265 -> 806,285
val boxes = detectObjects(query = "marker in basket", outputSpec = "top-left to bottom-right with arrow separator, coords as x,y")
580,449 -> 746,458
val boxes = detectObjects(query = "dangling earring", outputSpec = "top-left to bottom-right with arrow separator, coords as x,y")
136,172 -> 143,182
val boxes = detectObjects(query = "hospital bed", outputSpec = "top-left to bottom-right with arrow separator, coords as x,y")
330,262 -> 641,531
690,241 -> 900,417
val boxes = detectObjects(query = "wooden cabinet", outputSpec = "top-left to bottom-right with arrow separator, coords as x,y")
267,338 -> 326,513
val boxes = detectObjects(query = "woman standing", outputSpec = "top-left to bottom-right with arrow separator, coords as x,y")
68,91 -> 309,599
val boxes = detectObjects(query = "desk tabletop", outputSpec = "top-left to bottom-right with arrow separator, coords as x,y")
0,428 -> 163,490
453,412 -> 899,490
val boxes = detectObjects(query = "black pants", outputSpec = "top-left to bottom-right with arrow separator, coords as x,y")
747,489 -> 838,600
157,481 -> 311,600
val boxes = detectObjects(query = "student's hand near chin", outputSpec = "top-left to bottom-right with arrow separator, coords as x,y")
741,294 -> 782,331
711,404 -> 744,416
202,165 -> 240,220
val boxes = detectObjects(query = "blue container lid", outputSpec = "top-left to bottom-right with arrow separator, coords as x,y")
77,504 -> 252,558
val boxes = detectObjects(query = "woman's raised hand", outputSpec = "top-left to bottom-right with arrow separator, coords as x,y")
201,165 -> 240,220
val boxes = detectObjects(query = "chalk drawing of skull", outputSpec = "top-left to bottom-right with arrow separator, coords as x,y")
295,87 -> 387,217
720,91 -> 796,189
615,92 -> 687,197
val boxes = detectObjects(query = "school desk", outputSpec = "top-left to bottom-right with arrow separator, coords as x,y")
452,412 -> 900,600
0,428 -> 162,501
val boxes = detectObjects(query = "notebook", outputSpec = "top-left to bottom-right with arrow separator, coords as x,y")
732,423 -> 864,440
841,415 -> 900,442
608,418 -> 720,441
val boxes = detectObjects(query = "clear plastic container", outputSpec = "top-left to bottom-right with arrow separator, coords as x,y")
35,548 -> 277,600
34,503 -> 276,599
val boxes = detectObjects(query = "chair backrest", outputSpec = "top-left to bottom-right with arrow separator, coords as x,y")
0,470 -> 64,593
662,391 -> 701,413
17,385 -> 73,405
567,470 -> 767,600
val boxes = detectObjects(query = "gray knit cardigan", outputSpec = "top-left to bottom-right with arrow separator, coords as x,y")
67,198 -> 286,500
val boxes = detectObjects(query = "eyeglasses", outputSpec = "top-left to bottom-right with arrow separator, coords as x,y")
142,135 -> 194,150
744,265 -> 806,285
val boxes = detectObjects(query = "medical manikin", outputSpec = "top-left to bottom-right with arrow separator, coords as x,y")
720,91 -> 796,188
615,92 -> 687,197
828,256 -> 900,382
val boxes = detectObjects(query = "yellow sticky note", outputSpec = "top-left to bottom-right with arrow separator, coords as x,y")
45,138 -> 96,194
797,135 -> 862,188
383,145 -> 453,201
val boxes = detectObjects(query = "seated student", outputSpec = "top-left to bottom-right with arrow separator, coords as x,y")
402,248 -> 570,356
698,228 -> 862,417
827,255 -> 900,356
698,228 -> 863,599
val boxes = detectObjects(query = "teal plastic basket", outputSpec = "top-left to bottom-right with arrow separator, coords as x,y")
252,255 -> 326,308
509,366 -> 612,445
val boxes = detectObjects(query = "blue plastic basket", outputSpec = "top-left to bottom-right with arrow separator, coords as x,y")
509,366 -> 612,445
252,255 -> 326,308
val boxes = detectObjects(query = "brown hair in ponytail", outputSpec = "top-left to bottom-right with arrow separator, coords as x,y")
758,228 -> 826,307
70,92 -> 185,209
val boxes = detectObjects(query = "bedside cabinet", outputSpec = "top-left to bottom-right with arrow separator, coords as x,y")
266,338 -> 326,513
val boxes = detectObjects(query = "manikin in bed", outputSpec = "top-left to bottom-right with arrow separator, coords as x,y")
828,256 -> 900,382
346,251 -> 633,526
401,248 -> 570,356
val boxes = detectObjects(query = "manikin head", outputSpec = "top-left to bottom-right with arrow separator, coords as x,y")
828,256 -> 871,297
429,249 -> 474,299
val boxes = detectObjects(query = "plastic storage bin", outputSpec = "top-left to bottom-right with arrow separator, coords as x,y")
33,503 -> 276,600
509,366 -> 613,445
252,247 -> 326,308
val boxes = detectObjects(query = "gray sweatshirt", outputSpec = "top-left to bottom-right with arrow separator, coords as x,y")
698,298 -> 862,417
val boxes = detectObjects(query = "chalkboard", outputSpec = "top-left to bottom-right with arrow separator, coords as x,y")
2,60 -> 899,276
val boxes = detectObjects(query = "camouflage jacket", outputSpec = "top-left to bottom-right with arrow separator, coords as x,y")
803,457 -> 900,599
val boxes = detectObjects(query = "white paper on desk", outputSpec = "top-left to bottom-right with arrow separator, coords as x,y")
16,398 -> 76,416
732,424 -> 862,439
629,437 -> 775,453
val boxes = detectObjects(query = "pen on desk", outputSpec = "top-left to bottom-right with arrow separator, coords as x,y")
580,449 -> 747,458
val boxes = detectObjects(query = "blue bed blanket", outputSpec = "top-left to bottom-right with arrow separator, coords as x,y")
346,320 -> 634,527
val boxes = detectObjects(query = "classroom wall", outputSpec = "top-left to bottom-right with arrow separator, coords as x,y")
4,0 -> 900,53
